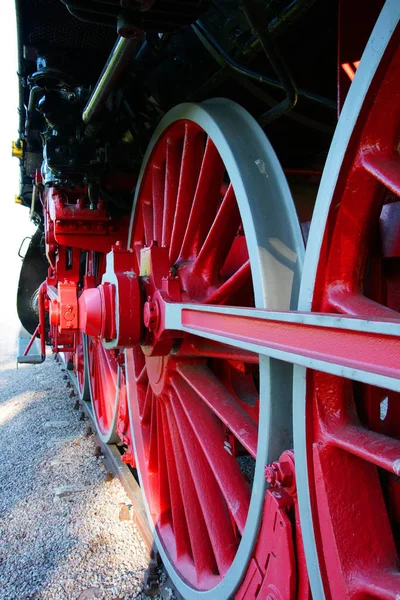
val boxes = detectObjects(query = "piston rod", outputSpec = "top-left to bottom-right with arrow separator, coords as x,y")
82,36 -> 137,123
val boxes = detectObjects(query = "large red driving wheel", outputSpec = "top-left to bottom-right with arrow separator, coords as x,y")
295,2 -> 400,597
125,99 -> 304,598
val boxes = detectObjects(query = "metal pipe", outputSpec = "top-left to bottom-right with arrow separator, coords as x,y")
25,86 -> 42,145
254,30 -> 298,125
240,0 -> 297,124
23,324 -> 40,357
193,21 -> 336,111
82,36 -> 137,123
38,283 -> 47,360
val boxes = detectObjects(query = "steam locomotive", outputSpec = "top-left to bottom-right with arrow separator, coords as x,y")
13,0 -> 400,597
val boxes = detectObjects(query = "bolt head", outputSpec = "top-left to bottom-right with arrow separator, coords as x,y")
265,464 -> 278,485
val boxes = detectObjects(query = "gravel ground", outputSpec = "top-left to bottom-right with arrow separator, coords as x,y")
0,325 -> 160,600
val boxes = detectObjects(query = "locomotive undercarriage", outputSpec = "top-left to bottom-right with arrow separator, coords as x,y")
13,0 -> 400,598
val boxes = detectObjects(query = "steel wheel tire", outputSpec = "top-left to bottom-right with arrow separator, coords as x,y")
75,332 -> 90,401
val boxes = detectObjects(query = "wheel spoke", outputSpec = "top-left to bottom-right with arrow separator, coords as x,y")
361,150 -> 400,197
161,401 -> 192,560
205,260 -> 251,305
136,364 -> 148,385
162,138 -> 182,248
176,363 -> 258,458
171,373 -> 251,533
88,337 -> 119,443
193,184 -> 241,281
327,423 -> 400,476
142,199 -> 153,247
157,399 -> 171,527
169,123 -> 205,264
327,289 -> 400,319
152,164 -> 165,244
138,380 -> 152,423
165,404 -> 217,579
168,388 -> 238,575
148,388 -> 158,472
173,335 -> 258,363
179,137 -> 225,262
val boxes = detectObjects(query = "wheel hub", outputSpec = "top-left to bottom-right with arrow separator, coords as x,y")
145,354 -> 172,395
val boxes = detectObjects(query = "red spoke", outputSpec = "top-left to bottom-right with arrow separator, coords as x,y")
194,184 -> 241,281
361,150 -> 400,197
205,260 -> 251,305
327,423 -> 400,476
161,401 -> 192,560
142,199 -> 153,247
152,164 -> 165,244
157,399 -> 171,527
148,390 -> 158,472
162,138 -> 182,248
171,373 -> 251,533
174,335 -> 259,363
136,364 -> 148,385
138,376 -> 152,423
177,363 -> 258,458
179,138 -> 225,262
169,123 -> 205,264
165,404 -> 217,578
327,288 -> 400,319
169,389 -> 238,575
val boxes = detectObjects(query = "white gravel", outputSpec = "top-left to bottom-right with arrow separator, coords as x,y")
0,324 -> 161,600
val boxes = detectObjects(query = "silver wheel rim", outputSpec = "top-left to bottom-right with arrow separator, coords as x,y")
77,333 -> 90,401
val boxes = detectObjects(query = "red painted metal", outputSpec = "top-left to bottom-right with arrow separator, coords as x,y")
236,451 -> 310,600
79,245 -> 142,347
303,21 -> 400,599
79,285 -> 116,339
177,304 -> 400,382
235,489 -> 296,600
47,188 -> 129,254
23,324 -> 40,356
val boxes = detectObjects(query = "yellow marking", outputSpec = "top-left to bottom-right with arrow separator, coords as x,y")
11,140 -> 23,159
